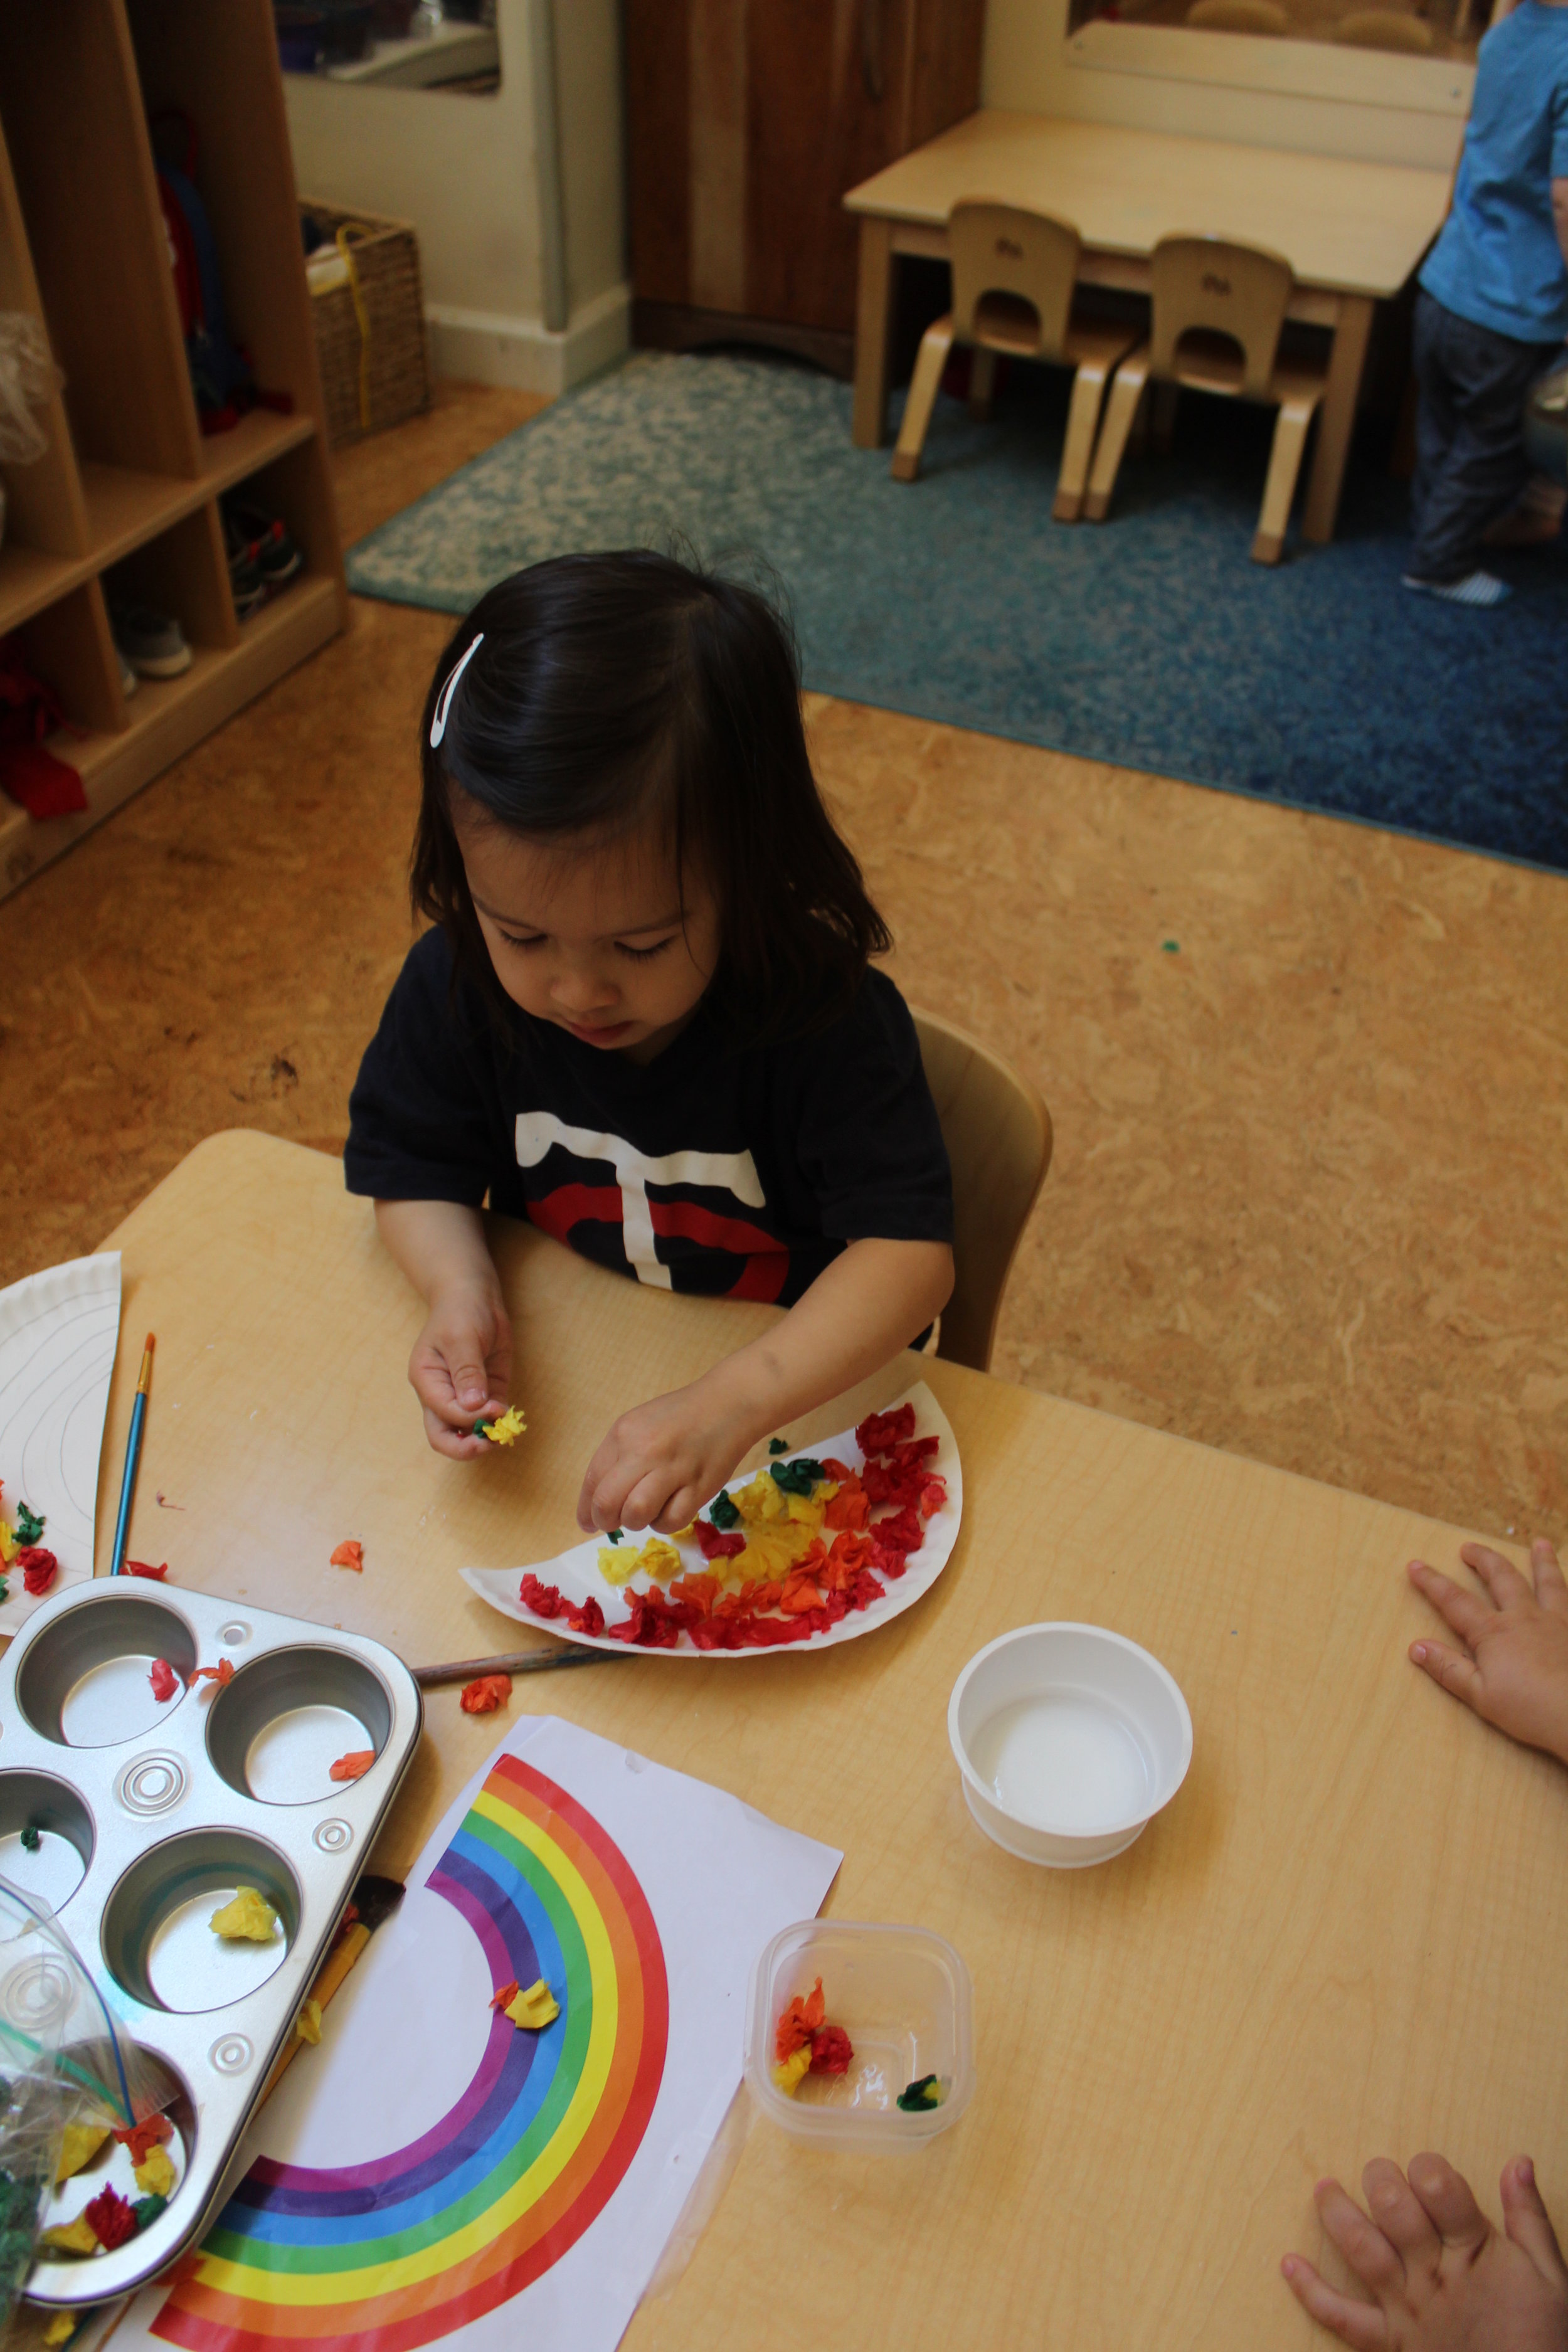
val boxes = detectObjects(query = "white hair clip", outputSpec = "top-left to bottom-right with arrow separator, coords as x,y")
429,631 -> 484,748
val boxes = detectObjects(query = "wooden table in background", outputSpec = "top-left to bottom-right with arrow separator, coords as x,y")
76,1133 -> 1567,2351
845,110 -> 1453,544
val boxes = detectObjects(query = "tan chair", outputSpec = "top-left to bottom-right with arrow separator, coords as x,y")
891,200 -> 1142,523
1187,0 -> 1288,28
1082,234 -> 1328,564
911,1007 -> 1052,1373
1334,9 -> 1434,45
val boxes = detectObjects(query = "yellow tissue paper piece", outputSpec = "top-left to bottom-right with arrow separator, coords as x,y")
734,1474 -> 784,1525
210,1887 -> 279,1942
731,1524 -> 814,1586
39,2217 -> 100,2257
294,1998 -> 322,2047
482,1406 -> 527,1447
785,1491 -> 826,1530
670,1523 -> 695,1542
0,1519 -> 14,1564
504,1978 -> 560,2032
45,2314 -> 76,2343
56,2121 -> 112,2183
634,1535 -> 682,1584
771,2045 -> 812,2097
134,2144 -> 177,2198
598,1545 -> 640,1587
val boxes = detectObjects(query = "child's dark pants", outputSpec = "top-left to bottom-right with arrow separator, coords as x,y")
1409,287 -> 1560,582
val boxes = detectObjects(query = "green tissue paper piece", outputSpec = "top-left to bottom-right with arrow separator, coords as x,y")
768,1458 -> 825,1497
707,1490 -> 741,1530
896,2075 -> 942,2111
0,2225 -> 33,2286
0,1582 -> 9,1607
14,1505 -> 43,1544
607,1530 -> 623,1545
767,1437 -> 788,1454
18,1827 -> 38,1853
132,2192 -> 168,2233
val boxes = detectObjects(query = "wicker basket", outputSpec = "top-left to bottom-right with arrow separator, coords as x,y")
302,198 -> 430,448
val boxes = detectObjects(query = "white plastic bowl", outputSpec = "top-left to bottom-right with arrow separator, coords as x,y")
948,1623 -> 1193,1867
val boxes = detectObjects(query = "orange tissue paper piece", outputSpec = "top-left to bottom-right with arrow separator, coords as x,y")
114,2114 -> 174,2166
149,1658 -> 179,1702
125,1559 -> 169,1581
489,1981 -> 520,2012
774,1977 -> 825,2063
460,1674 -> 511,1714
193,1659 -> 235,1687
330,1540 -> 364,1572
329,1750 -> 374,1782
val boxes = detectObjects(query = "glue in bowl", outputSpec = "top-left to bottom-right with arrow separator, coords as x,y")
949,1623 -> 1192,1867
744,1919 -> 974,2148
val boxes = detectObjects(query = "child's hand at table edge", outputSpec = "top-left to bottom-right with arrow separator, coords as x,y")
1281,2153 -> 1568,2350
408,1278 -> 514,1459
1407,1537 -> 1568,1768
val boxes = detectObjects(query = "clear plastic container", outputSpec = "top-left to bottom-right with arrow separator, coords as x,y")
744,1920 -> 974,2148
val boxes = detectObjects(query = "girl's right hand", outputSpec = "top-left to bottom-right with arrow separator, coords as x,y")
408,1281 -> 514,1459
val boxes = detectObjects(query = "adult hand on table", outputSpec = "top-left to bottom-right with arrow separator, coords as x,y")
1282,2153 -> 1568,2349
1406,1537 -> 1568,1767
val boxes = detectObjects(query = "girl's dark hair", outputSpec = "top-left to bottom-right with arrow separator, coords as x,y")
412,551 -> 891,1039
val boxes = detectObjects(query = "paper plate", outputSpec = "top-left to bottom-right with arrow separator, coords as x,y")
461,1379 -> 962,1660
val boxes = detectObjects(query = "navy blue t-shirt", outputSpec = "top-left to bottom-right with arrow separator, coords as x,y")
345,930 -> 953,1306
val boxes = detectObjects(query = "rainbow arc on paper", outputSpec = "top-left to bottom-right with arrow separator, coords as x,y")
153,1755 -> 669,2352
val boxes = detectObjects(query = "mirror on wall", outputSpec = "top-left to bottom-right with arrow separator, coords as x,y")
275,0 -> 501,90
1066,0 -> 1489,64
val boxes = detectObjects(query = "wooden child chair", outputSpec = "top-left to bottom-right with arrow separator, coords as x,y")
891,200 -> 1142,522
911,1007 -> 1052,1372
1081,235 -> 1328,563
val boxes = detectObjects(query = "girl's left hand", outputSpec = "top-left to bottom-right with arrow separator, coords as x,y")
577,1384 -> 751,1535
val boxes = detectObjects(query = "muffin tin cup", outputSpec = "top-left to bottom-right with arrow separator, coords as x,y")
0,1582 -> 422,2305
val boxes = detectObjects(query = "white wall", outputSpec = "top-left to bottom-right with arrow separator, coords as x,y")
282,0 -> 628,395
981,0 -> 1470,167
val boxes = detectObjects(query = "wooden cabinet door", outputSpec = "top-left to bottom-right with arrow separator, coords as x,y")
626,0 -> 983,345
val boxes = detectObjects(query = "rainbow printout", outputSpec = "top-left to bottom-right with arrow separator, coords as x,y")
113,1715 -> 841,2352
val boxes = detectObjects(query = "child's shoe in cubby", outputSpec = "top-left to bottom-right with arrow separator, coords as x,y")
109,601 -> 192,679
222,497 -> 302,590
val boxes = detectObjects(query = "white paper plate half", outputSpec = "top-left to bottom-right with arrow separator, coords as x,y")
461,1379 -> 961,1660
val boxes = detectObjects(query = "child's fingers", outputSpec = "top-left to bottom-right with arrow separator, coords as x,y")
1315,2177 -> 1406,2297
1400,2153 -> 1488,2254
422,1404 -> 492,1459
1500,2154 -> 1568,2287
1458,1541 -> 1535,1613
1531,1539 -> 1568,1617
1279,2255 -> 1388,2351
1409,1636 -> 1485,1712
1407,1559 -> 1493,1644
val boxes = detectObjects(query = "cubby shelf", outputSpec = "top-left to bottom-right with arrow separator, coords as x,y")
0,0 -> 347,904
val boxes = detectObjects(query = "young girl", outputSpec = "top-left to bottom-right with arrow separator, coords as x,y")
345,551 -> 954,1537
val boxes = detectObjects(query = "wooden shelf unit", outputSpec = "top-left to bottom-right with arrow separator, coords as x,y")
0,0 -> 347,903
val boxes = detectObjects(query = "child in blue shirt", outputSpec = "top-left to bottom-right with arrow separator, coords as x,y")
1407,0 -> 1568,605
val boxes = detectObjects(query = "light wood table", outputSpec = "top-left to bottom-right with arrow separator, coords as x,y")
77,1133 -> 1567,2350
845,110 -> 1452,543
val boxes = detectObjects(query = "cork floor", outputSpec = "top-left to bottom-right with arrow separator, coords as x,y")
1,380 -> 1564,1547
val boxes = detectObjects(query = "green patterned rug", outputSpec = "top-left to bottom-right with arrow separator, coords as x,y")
346,349 -> 1568,872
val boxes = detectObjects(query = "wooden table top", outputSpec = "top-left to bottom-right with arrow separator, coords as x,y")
78,1131 -> 1566,2351
845,109 -> 1452,299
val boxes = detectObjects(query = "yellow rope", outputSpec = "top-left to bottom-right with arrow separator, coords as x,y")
335,223 -> 375,432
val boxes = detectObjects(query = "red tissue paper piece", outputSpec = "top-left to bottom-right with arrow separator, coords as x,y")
489,1980 -> 519,2012
519,1573 -> 563,1618
809,2024 -> 854,2075
16,1547 -> 57,1595
693,1520 -> 746,1562
856,1404 -> 916,1456
566,1595 -> 604,1637
85,2184 -> 137,2251
775,1978 -> 826,2063
125,1559 -> 169,1581
113,2114 -> 174,2165
329,1751 -> 374,1782
148,1658 -> 179,1702
193,1659 -> 235,1687
330,1540 -> 364,1572
460,1674 -> 511,1714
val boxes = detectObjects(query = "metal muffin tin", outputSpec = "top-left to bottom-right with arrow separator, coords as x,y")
0,1581 -> 423,2306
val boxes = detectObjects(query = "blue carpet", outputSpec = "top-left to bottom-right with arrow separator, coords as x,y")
346,351 -> 1568,872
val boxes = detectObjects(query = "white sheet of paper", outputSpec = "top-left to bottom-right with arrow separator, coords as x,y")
0,1251 -> 120,1628
462,1379 -> 961,1658
114,1716 -> 841,2352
